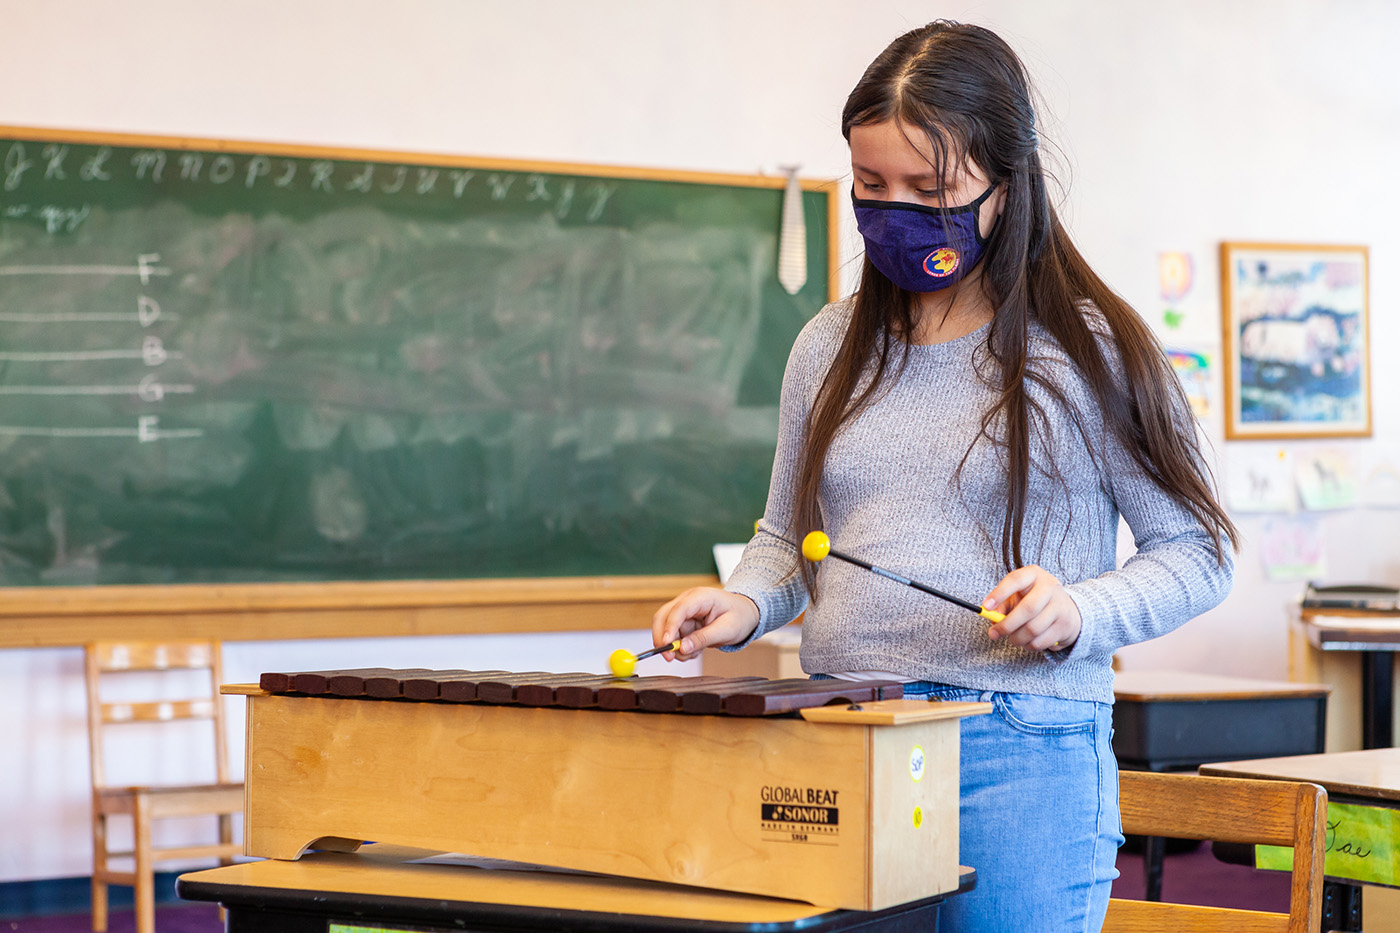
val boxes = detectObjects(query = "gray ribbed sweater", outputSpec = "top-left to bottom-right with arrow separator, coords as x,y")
725,301 -> 1233,704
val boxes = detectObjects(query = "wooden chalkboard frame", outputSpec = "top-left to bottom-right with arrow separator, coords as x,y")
0,126 -> 841,647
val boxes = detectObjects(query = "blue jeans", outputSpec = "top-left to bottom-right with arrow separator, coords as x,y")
905,683 -> 1122,932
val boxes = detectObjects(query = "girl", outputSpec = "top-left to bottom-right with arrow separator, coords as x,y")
653,20 -> 1235,932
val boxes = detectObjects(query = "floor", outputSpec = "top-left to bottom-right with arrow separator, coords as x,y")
0,843 -> 1294,930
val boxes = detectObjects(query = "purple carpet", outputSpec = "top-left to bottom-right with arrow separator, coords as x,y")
0,902 -> 221,932
1112,840 -> 1292,912
1,844 -> 1292,929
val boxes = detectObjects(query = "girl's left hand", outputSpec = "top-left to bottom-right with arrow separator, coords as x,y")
982,565 -> 1082,652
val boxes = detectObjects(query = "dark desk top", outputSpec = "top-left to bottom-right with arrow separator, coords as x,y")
178,845 -> 976,932
1300,612 -> 1400,651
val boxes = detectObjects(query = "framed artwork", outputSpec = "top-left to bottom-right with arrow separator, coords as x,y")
1220,241 -> 1371,440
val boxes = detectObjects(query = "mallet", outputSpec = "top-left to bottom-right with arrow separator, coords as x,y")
800,530 -> 1006,624
608,640 -> 682,679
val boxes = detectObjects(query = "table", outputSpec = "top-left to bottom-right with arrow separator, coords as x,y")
1201,747 -> 1400,932
176,845 -> 977,932
1111,670 -> 1330,901
1299,609 -> 1400,749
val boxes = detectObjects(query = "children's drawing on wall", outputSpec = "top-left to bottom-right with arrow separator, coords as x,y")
1166,348 -> 1212,420
1258,515 -> 1326,582
1294,448 -> 1359,511
1155,250 -> 1216,345
1225,447 -> 1295,513
1158,251 -> 1193,331
1220,242 -> 1370,440
1360,446 -> 1400,509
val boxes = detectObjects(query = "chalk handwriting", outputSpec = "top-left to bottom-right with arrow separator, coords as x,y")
177,152 -> 203,179
346,164 -> 374,193
136,253 -> 165,285
179,153 -> 202,181
553,179 -> 575,218
79,147 -> 112,181
585,182 -> 616,221
381,166 -> 407,194
37,204 -> 90,234
5,143 -> 33,190
310,161 -> 334,192
131,150 -> 166,182
137,417 -> 204,442
245,156 -> 271,188
208,155 -> 236,184
42,144 -> 67,180
137,296 -> 161,327
141,336 -> 167,366
486,174 -> 515,200
138,374 -> 167,402
2,142 -> 626,222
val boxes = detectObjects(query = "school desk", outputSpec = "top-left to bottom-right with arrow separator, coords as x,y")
1111,669 -> 1330,902
175,845 -> 978,932
1295,608 -> 1400,749
1202,747 -> 1400,932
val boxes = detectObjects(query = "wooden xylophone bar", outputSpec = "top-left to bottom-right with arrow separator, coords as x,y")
257,668 -> 904,717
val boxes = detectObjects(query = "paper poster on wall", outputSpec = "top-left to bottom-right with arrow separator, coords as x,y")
1295,448 -> 1359,511
1159,251 -> 1194,329
1359,446 -> 1400,509
1258,800 -> 1400,887
1156,251 -> 1215,344
1258,515 -> 1326,582
712,543 -> 747,584
1225,447 -> 1294,513
1166,348 -> 1212,419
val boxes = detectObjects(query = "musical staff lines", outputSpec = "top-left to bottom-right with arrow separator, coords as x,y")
0,417 -> 203,441
0,253 -> 170,283
0,253 -> 202,442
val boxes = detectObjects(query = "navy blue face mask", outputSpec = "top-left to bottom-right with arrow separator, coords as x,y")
852,184 -> 997,292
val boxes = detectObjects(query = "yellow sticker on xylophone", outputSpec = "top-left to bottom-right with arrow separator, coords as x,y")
913,806 -> 924,829
909,744 -> 925,782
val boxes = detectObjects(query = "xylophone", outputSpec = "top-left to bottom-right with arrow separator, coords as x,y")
256,668 -> 906,716
227,669 -> 990,911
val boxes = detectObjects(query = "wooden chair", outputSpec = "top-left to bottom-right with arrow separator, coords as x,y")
84,641 -> 243,933
1104,770 -> 1326,933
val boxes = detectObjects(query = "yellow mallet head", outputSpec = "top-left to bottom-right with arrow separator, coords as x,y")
608,648 -> 637,679
801,530 -> 831,562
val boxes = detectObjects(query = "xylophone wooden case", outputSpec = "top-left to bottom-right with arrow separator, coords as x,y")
225,672 -> 989,911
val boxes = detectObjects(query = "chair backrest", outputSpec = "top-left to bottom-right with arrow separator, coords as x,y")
84,640 -> 232,791
1105,770 -> 1326,933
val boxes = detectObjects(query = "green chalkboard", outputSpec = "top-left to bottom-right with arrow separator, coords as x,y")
0,128 -> 834,585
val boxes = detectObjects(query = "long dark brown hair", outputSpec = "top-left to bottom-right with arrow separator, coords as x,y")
792,21 -> 1236,595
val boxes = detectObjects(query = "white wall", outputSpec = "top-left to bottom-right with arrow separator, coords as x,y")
1,0 -> 1397,884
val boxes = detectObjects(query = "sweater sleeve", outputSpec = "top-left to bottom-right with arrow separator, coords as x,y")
1062,389 -> 1235,661
721,311 -> 838,645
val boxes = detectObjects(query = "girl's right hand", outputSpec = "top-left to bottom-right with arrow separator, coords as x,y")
651,587 -> 760,662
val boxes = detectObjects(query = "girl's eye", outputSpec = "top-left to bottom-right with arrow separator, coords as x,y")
916,188 -> 942,198
857,179 -> 883,191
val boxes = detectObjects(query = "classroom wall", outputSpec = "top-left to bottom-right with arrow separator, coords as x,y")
1,0 -> 1396,884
